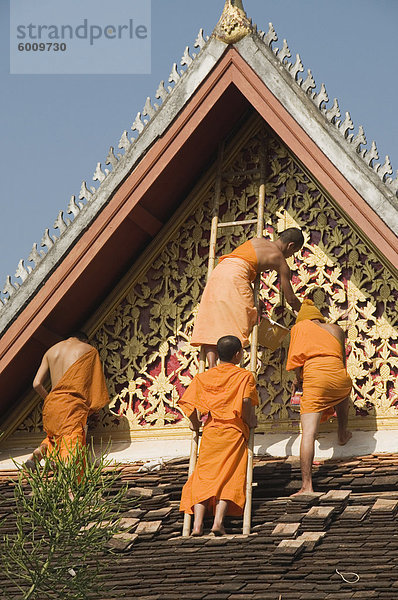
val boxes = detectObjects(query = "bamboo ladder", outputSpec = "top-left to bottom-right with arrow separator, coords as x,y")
182,139 -> 266,537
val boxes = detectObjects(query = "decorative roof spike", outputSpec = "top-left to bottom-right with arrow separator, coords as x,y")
264,22 -> 278,47
3,275 -> 18,298
53,210 -> 70,236
276,39 -> 291,64
314,83 -> 329,110
168,63 -> 181,88
28,242 -> 44,267
118,131 -> 131,152
339,112 -> 354,139
93,161 -> 108,183
142,97 -> 157,120
362,140 -> 378,166
386,171 -> 398,195
376,155 -> 393,181
155,80 -> 168,103
181,46 -> 194,68
106,146 -> 120,169
325,98 -> 340,124
131,112 -> 145,135
15,259 -> 32,284
301,69 -> 316,94
213,0 -> 253,44
288,54 -> 304,81
67,195 -> 82,218
351,125 -> 367,153
41,228 -> 55,252
79,181 -> 94,203
194,28 -> 208,51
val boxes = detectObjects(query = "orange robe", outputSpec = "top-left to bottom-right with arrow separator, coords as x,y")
286,320 -> 352,422
179,362 -> 259,516
190,240 -> 258,348
41,348 -> 109,460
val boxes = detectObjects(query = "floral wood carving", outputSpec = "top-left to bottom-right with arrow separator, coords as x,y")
15,124 -> 398,436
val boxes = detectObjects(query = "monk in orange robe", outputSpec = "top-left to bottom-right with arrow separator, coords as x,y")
286,299 -> 352,495
25,332 -> 109,468
179,335 -> 259,536
191,228 -> 304,367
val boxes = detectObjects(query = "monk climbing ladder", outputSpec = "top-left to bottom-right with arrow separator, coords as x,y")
190,229 -> 304,368
179,335 -> 259,535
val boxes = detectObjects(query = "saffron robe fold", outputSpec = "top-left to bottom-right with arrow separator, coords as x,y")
179,362 -> 259,516
286,320 -> 352,422
42,348 -> 110,459
191,241 -> 258,347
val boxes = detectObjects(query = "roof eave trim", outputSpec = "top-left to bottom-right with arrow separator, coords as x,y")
0,36 -> 227,336
235,34 -> 398,237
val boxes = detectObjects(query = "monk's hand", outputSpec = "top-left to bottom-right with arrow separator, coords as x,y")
189,421 -> 200,432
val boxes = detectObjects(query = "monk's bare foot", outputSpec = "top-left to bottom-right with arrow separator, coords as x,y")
191,526 -> 203,537
211,525 -> 226,536
338,430 -> 352,446
290,488 -> 313,497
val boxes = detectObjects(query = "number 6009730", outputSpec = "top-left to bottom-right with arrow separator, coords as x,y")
18,42 -> 67,51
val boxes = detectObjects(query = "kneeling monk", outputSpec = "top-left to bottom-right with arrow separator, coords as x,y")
179,335 -> 259,535
26,332 -> 109,467
190,228 -> 304,368
286,299 -> 352,495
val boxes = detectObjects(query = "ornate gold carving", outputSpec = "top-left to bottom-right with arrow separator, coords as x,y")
213,0 -> 252,45
14,121 -> 398,439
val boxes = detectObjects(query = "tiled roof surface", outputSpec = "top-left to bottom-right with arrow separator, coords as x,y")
1,453 -> 398,599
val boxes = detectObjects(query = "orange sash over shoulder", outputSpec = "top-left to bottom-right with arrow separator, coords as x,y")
179,363 -> 259,516
218,240 -> 258,282
286,320 -> 352,422
42,348 -> 109,459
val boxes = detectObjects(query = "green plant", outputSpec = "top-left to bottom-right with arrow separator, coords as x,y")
0,445 -> 131,600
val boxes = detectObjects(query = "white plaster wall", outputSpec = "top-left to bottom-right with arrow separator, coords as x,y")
0,430 -> 396,471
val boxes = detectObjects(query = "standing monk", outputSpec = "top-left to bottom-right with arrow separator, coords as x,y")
24,332 -> 109,468
191,228 -> 304,367
286,299 -> 352,495
179,335 -> 259,536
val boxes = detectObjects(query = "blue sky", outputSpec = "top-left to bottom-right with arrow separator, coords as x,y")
1,0 -> 397,286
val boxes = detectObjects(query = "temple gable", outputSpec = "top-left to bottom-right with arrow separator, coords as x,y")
9,119 -> 397,448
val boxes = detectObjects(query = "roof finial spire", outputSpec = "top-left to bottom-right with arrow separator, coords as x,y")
213,0 -> 253,45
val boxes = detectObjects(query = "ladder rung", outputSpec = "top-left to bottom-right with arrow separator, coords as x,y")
218,219 -> 258,228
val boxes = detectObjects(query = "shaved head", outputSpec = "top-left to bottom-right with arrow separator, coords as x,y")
217,335 -> 242,362
278,228 -> 304,250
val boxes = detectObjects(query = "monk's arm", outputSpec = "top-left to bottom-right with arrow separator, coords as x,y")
33,354 -> 50,400
278,260 -> 301,313
242,397 -> 257,429
187,409 -> 201,432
